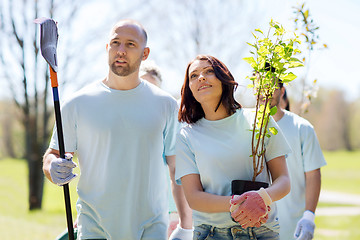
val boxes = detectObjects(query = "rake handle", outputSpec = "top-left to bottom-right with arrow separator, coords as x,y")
50,66 -> 75,240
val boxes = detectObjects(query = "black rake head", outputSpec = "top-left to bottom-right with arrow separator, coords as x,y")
34,18 -> 58,72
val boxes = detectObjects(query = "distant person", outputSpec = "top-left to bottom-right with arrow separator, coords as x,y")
260,67 -> 327,240
140,61 -> 193,240
176,55 -> 291,239
140,61 -> 163,87
280,88 -> 290,111
43,19 -> 179,239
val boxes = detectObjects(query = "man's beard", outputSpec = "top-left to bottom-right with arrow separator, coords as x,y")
110,55 -> 142,77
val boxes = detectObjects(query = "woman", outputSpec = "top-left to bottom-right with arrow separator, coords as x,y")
175,55 -> 291,239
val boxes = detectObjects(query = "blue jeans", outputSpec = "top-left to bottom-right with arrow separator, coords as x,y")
193,224 -> 279,240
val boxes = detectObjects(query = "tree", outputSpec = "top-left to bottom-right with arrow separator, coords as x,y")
0,0 -> 81,210
243,20 -> 303,180
0,0 -> 154,210
305,88 -> 352,151
292,2 -> 327,115
133,0 -> 261,99
0,100 -> 24,159
349,99 -> 360,150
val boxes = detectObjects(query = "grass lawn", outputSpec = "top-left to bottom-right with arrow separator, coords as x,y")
0,150 -> 359,239
321,150 -> 360,195
0,158 -> 79,240
314,150 -> 360,240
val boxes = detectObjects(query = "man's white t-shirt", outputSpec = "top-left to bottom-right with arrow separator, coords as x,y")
50,80 -> 178,240
175,108 -> 291,230
276,110 -> 326,239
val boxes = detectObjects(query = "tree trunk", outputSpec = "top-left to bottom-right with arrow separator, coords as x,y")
28,151 -> 44,210
26,115 -> 45,210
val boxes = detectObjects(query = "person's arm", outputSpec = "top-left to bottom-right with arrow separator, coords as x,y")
166,155 -> 193,229
230,155 -> 290,228
305,168 -> 321,213
293,169 -> 321,239
181,173 -> 232,213
43,148 -> 75,184
265,155 -> 291,201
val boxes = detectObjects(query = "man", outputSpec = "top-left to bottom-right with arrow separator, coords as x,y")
280,88 -> 290,111
265,84 -> 326,240
140,62 -> 193,240
43,19 -> 179,239
140,61 -> 163,87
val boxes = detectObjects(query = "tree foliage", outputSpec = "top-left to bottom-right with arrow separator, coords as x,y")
0,0 -> 81,210
292,2 -> 328,115
244,20 -> 303,180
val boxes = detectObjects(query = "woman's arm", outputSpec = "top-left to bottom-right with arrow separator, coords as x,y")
181,173 -> 232,213
265,155 -> 290,202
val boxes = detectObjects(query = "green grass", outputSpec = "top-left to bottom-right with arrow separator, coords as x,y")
321,150 -> 360,195
315,215 -> 360,240
0,150 -> 359,239
313,150 -> 360,240
0,158 -> 79,240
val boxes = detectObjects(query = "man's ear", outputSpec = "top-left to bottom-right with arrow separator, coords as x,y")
142,47 -> 150,60
281,86 -> 285,95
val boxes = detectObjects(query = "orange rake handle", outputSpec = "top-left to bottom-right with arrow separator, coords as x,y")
49,66 -> 58,88
49,65 -> 75,240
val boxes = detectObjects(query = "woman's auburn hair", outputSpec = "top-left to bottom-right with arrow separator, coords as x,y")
178,55 -> 241,124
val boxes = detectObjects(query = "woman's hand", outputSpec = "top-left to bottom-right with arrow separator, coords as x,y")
230,188 -> 272,228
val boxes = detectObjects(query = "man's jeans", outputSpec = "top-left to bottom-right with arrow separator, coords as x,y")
193,224 -> 279,240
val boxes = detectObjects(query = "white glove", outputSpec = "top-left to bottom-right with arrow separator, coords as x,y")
169,224 -> 193,240
294,210 -> 315,240
50,153 -> 77,186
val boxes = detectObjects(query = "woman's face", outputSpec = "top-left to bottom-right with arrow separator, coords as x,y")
188,59 -> 223,105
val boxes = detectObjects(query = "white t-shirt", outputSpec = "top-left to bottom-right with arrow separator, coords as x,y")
276,110 -> 326,240
50,80 -> 178,240
175,108 -> 291,230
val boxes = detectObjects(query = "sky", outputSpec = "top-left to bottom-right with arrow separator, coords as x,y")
1,0 -> 359,103
156,0 -> 360,102
269,0 -> 360,102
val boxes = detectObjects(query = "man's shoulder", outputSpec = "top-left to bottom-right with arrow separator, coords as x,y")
62,81 -> 103,105
143,81 -> 177,104
284,110 -> 314,129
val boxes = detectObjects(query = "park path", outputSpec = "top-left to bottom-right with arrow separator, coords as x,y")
317,190 -> 360,216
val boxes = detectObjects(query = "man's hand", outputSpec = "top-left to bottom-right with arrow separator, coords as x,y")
230,188 -> 272,228
294,210 -> 315,240
168,224 -> 193,240
50,153 -> 77,186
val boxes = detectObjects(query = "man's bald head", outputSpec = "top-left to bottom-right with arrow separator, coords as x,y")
109,19 -> 148,47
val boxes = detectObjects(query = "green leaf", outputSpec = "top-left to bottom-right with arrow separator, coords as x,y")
243,57 -> 257,67
255,28 -> 264,35
249,76 -> 257,81
270,106 -> 278,116
257,46 -> 270,56
288,62 -> 304,68
259,104 -> 265,112
304,10 -> 309,19
247,42 -> 256,48
280,72 -> 297,82
269,127 -> 278,135
247,83 -> 254,89
290,57 -> 302,62
274,45 -> 285,55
